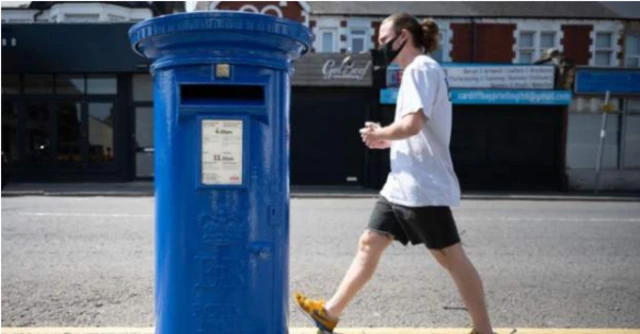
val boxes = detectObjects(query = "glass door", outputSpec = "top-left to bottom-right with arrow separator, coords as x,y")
135,105 -> 154,178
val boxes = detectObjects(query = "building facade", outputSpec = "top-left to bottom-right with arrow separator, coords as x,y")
1,2 -> 168,181
2,1 -> 639,191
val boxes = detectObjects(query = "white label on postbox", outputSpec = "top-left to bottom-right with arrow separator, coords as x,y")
201,119 -> 243,185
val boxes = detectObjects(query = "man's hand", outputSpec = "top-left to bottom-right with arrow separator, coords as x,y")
360,122 -> 391,150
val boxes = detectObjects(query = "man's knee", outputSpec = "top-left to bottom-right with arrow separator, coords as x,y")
359,230 -> 392,255
430,243 -> 465,271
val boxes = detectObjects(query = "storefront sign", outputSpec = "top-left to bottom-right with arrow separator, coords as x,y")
451,89 -> 572,105
575,70 -> 640,95
380,88 -> 572,106
322,58 -> 371,80
386,64 -> 555,89
442,65 -> 555,89
291,53 -> 373,87
380,88 -> 399,105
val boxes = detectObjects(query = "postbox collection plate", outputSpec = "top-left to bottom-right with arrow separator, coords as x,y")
201,119 -> 244,186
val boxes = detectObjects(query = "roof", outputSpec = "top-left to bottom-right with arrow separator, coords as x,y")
27,1 -> 153,10
1,1 -> 30,8
203,1 -> 311,13
308,1 -> 621,19
599,1 -> 640,20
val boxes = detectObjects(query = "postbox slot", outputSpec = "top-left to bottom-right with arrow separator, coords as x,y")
180,84 -> 265,106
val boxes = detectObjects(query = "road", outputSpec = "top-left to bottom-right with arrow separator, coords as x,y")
2,196 -> 639,328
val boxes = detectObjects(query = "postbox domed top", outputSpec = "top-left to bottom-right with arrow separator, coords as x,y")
129,11 -> 313,71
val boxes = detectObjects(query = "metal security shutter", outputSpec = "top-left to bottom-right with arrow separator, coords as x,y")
451,105 -> 565,191
290,87 -> 371,185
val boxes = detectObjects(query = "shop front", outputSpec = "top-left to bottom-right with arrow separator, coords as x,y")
289,53 -> 375,186
2,23 -> 147,182
373,63 -> 572,191
565,68 -> 640,191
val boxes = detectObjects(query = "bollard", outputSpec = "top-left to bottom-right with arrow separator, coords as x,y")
128,11 -> 312,334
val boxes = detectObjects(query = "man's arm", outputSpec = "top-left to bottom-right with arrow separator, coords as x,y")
372,110 -> 427,141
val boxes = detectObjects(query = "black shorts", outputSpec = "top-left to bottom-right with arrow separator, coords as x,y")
367,196 -> 461,249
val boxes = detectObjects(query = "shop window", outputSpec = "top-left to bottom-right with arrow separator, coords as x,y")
624,34 -> 640,67
87,75 -> 117,94
133,74 -> 153,102
24,74 -> 54,94
623,99 -> 640,168
627,99 -> 640,112
88,102 -> 115,162
25,101 -> 53,163
623,114 -> 640,168
567,113 -> 619,169
56,102 -> 83,163
2,100 -> 19,162
56,75 -> 86,95
2,74 -> 20,94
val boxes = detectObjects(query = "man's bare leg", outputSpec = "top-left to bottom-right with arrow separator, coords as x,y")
431,243 -> 493,334
323,230 -> 393,319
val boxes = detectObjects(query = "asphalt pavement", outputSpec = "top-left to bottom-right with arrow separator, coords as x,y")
2,197 -> 640,329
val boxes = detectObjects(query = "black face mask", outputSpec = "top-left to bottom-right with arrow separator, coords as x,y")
380,34 -> 407,66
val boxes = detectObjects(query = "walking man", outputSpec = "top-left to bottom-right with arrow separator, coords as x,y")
295,12 -> 494,334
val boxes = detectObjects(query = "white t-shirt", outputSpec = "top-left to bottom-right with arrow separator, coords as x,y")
379,55 -> 461,207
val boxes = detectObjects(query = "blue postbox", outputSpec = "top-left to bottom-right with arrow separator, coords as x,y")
128,12 -> 311,334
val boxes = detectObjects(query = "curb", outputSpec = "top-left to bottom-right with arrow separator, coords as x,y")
1,192 -> 153,197
2,190 -> 639,202
2,328 -> 640,334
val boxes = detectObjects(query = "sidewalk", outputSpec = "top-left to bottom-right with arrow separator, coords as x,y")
2,182 -> 639,202
1,328 -> 639,334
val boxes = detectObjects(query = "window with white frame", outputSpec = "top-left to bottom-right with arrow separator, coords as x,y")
539,31 -> 556,54
430,30 -> 449,62
517,31 -> 557,64
349,29 -> 368,54
594,32 -> 614,66
624,34 -> 640,67
319,29 -> 337,53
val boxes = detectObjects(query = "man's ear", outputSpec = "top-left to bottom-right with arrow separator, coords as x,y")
402,29 -> 411,43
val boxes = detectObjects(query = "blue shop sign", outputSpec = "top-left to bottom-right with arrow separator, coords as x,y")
386,63 -> 555,89
575,70 -> 640,95
380,88 -> 572,106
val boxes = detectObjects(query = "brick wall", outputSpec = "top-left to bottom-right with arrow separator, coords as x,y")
476,23 -> 516,63
216,1 -> 304,22
450,23 -> 473,62
562,25 -> 592,65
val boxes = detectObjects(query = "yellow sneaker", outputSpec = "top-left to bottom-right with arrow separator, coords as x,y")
294,292 -> 339,333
